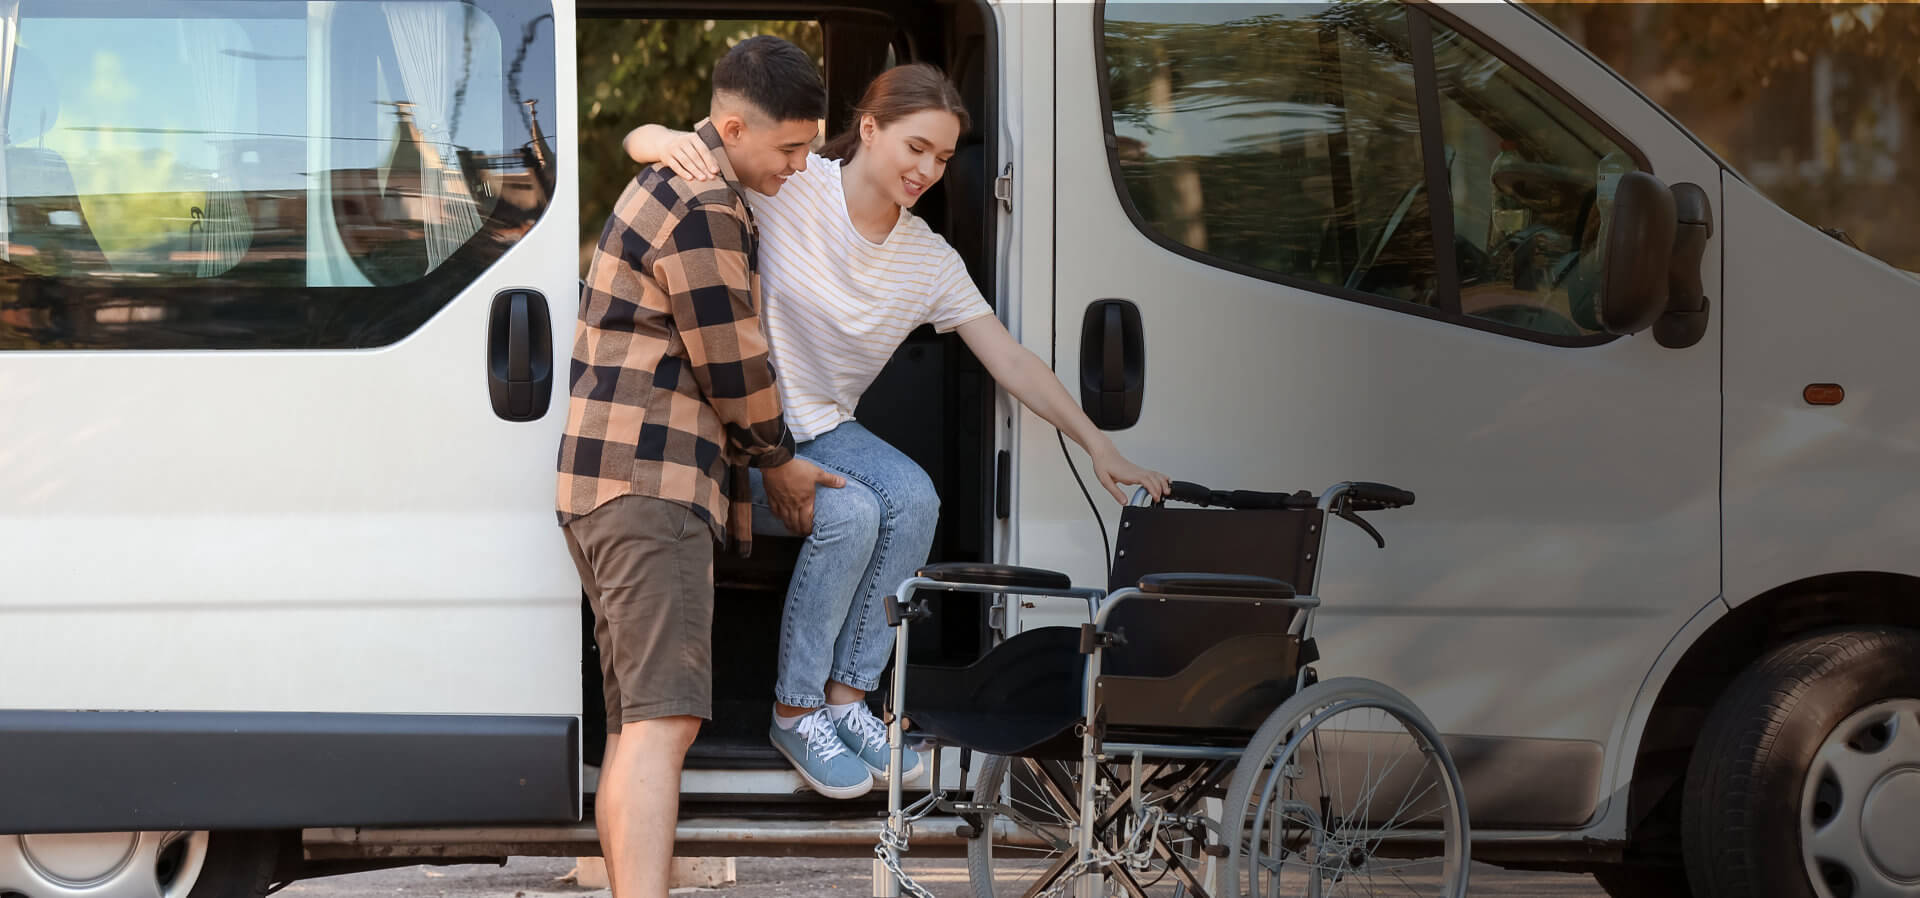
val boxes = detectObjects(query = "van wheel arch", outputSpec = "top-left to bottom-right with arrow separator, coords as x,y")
1620,574 -> 1920,867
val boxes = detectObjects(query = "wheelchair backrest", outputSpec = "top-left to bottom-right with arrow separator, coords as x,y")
1096,503 -> 1322,736
1109,504 -> 1322,597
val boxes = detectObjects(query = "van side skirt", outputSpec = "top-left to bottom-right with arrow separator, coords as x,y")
0,711 -> 579,834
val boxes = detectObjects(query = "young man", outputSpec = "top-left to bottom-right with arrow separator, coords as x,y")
555,36 -> 841,898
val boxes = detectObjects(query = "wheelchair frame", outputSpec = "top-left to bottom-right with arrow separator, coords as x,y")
875,482 -> 1457,898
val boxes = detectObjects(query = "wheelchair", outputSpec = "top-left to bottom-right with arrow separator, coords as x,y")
872,481 -> 1470,898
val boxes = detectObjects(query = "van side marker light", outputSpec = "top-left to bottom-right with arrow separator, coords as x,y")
1804,384 -> 1845,406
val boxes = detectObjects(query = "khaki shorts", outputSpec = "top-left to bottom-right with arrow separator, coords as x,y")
563,495 -> 716,732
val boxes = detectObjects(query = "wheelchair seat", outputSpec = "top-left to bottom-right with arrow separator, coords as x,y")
900,625 -> 1083,758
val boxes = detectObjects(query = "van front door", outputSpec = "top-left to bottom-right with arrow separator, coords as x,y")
1030,1 -> 1723,829
0,0 -> 580,829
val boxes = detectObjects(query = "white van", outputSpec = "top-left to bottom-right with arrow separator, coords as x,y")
4,1 -> 1917,897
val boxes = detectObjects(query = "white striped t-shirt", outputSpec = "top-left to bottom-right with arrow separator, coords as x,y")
746,153 -> 994,441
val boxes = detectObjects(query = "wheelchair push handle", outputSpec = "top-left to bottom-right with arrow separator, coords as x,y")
1342,481 -> 1416,511
1161,480 -> 1414,512
1156,480 -> 1415,549
1164,480 -> 1316,510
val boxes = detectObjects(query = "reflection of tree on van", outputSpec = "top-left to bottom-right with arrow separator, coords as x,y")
1105,3 -> 1636,340
1105,6 -> 1437,308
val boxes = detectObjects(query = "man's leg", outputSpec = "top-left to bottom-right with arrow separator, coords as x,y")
595,734 -> 619,889
568,496 -> 716,897
568,532 -> 629,891
598,719 -> 700,898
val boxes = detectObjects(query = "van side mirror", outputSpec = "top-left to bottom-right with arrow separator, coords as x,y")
1597,171 -> 1677,336
1653,182 -> 1714,349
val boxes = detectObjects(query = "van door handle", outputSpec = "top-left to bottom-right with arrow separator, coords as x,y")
488,289 -> 553,421
1079,298 -> 1144,430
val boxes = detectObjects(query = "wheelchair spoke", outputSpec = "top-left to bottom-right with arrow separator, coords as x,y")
1226,684 -> 1469,898
1015,852 -> 1078,898
1151,833 -> 1213,898
970,755 -> 1096,898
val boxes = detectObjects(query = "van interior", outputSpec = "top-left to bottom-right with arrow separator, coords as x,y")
575,0 -> 1005,792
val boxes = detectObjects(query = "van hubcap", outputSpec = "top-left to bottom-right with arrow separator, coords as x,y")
1803,700 -> 1920,897
0,831 -> 208,898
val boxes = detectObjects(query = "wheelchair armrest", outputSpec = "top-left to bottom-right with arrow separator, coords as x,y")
918,562 -> 1073,591
1137,572 -> 1297,600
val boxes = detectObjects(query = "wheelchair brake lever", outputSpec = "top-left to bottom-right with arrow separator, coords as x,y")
1337,507 -> 1387,549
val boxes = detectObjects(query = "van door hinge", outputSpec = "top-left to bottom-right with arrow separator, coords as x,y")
994,163 -> 1013,212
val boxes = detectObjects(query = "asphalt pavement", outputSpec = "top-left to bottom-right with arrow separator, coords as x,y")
279,855 -> 1613,897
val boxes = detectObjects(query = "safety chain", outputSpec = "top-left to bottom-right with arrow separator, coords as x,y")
875,800 -> 1177,898
875,822 -> 939,898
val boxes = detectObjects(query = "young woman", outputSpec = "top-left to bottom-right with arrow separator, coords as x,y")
625,63 -> 1170,799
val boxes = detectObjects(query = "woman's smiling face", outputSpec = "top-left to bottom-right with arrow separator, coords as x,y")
860,108 -> 962,209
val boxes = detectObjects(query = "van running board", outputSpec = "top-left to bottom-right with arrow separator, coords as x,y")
303,815 -> 977,860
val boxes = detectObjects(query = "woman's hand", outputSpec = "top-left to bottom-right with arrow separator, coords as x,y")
662,129 -> 719,182
1092,448 -> 1171,505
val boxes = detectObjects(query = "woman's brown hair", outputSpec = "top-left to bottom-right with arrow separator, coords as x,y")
820,62 -> 971,163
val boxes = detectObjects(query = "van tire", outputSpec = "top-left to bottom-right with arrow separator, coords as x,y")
1681,627 -> 1920,898
187,830 -> 281,898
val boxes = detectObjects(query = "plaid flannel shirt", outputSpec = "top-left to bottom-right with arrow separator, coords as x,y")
557,120 -> 794,553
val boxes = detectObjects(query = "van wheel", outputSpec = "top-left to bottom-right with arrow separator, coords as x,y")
0,829 -> 279,898
1682,627 -> 1920,898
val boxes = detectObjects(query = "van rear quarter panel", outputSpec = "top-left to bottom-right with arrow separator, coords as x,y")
1721,175 -> 1920,605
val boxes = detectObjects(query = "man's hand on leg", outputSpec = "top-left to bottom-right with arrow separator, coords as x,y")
761,458 -> 845,535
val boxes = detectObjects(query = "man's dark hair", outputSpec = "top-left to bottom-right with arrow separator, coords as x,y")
712,35 -> 826,123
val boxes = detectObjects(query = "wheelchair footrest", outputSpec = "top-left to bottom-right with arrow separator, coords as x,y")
1137,572 -> 1296,599
919,561 -> 1073,591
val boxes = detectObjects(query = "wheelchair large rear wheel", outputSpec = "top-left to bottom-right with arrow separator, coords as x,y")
1222,678 -> 1470,898
965,755 -> 1081,898
967,754 -> 1215,897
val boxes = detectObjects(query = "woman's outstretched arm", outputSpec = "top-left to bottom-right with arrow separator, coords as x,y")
623,124 -> 719,180
955,316 -> 1171,503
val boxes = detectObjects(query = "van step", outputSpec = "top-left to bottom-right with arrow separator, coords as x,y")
303,814 -> 976,859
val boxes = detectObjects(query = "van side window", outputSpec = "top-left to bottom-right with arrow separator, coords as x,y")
0,0 -> 555,351
1431,23 -> 1637,338
1101,3 -> 1646,343
1103,3 -> 1438,309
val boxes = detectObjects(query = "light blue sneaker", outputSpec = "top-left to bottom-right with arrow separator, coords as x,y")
770,709 -> 874,799
835,702 -> 925,786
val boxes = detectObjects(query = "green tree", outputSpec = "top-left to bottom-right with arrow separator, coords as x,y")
575,18 -> 822,272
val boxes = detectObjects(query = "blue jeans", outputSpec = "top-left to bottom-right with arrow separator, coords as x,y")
749,422 -> 939,708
